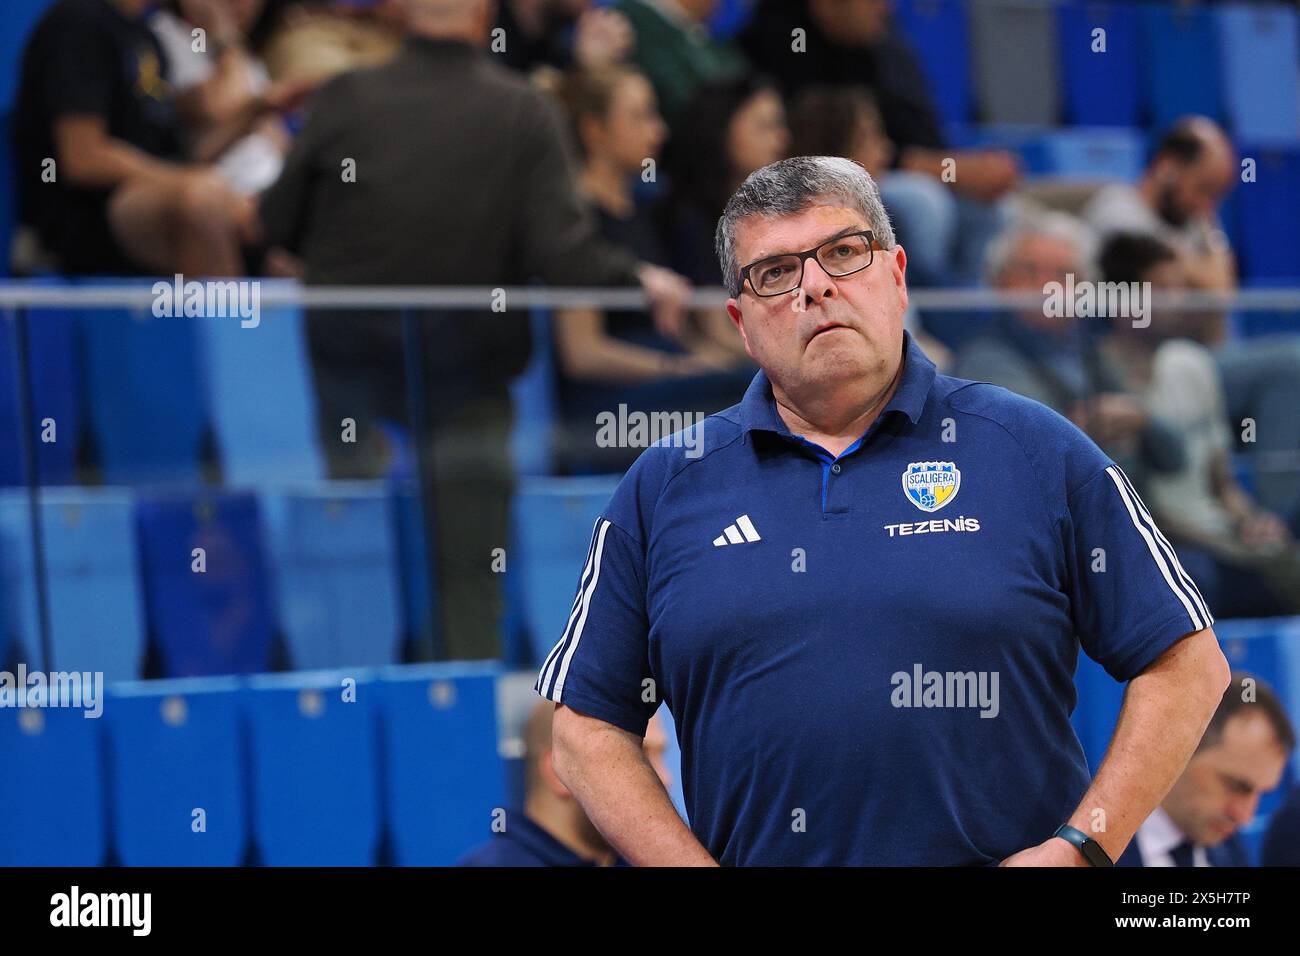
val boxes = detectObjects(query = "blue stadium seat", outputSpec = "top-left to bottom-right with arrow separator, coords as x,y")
1022,127 -> 1146,181
1057,1 -> 1141,127
967,0 -> 1061,125
0,703 -> 107,865
1217,4 -> 1300,146
893,0 -> 975,126
196,289 -> 324,485
0,299 -> 81,485
104,677 -> 247,865
244,671 -> 381,865
134,491 -> 276,677
1233,145 -> 1300,281
261,482 -> 403,670
375,662 -> 505,865
1139,4 -> 1224,128
0,488 -> 145,679
512,475 -> 620,665
78,291 -> 208,484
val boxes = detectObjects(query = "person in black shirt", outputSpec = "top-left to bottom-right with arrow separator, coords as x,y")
551,65 -> 754,473
740,0 -> 1020,287
12,0 -> 249,274
259,0 -> 691,660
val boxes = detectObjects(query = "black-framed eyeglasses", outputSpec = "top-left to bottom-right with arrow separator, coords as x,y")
736,229 -> 878,297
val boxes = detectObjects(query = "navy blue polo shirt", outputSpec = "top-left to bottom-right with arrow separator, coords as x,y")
456,810 -> 612,867
535,329 -> 1214,866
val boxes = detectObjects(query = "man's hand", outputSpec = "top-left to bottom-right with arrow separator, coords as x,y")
1000,836 -> 1091,867
636,264 -> 693,342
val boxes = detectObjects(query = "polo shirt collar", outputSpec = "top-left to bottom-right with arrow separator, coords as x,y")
738,328 -> 937,438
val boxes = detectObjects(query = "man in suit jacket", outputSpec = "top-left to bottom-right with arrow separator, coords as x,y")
1117,671 -> 1293,866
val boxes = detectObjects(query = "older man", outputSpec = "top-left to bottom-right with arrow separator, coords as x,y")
537,156 -> 1231,866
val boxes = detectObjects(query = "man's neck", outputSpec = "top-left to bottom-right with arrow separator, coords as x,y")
772,357 -> 905,458
523,796 -> 616,866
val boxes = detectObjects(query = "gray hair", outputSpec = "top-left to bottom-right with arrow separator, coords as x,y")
715,156 -> 896,295
983,206 -> 1095,285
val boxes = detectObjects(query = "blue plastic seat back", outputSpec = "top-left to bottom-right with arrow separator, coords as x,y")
0,487 -> 145,678
104,677 -> 247,865
261,483 -> 402,670
0,299 -> 80,485
77,291 -> 208,485
1057,2 -> 1142,127
1139,4 -> 1224,128
893,0 -> 975,127
0,703 -> 107,865
245,671 -> 381,865
1233,146 -> 1300,281
1217,3 -> 1300,146
135,492 -> 276,677
375,663 -> 504,865
197,291 -> 324,485
513,475 -> 620,666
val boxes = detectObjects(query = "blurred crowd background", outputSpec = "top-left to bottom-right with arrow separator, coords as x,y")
1,0 -> 1300,868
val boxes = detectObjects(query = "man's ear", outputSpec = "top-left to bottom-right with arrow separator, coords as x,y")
891,245 -> 909,314
726,299 -> 755,359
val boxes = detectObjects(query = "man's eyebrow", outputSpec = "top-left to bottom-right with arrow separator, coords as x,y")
749,225 -> 868,264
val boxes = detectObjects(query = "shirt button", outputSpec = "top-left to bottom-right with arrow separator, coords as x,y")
831,463 -> 842,474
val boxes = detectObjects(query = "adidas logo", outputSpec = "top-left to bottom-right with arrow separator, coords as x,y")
712,514 -> 762,547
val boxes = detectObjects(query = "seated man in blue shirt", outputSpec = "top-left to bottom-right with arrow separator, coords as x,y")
1118,671 -> 1293,866
458,700 -> 672,866
537,155 -> 1231,866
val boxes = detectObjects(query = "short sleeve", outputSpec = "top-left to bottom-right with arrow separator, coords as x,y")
43,11 -> 116,120
534,517 -> 656,736
1065,462 -> 1215,681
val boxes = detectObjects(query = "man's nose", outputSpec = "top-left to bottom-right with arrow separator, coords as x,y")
799,256 -> 837,303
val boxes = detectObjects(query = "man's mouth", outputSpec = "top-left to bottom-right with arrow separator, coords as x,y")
809,322 -> 848,341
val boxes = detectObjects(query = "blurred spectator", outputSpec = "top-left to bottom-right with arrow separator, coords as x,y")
1083,117 -> 1237,299
789,85 -> 892,181
787,85 -> 952,369
12,0 -> 250,275
1260,784 -> 1300,866
259,0 -> 402,88
259,0 -> 691,660
740,0 -> 1020,287
663,74 -> 789,287
614,0 -> 748,126
954,215 -> 1184,491
150,0 -> 310,197
1083,117 -> 1300,528
1096,234 -> 1300,619
493,0 -> 634,73
1118,672 -> 1293,866
552,65 -> 754,472
457,700 -> 672,865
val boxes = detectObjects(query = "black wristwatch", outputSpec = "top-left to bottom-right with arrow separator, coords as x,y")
1053,824 -> 1114,867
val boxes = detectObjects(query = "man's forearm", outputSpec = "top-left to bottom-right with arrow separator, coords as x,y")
1066,628 -> 1230,860
551,705 -> 717,866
